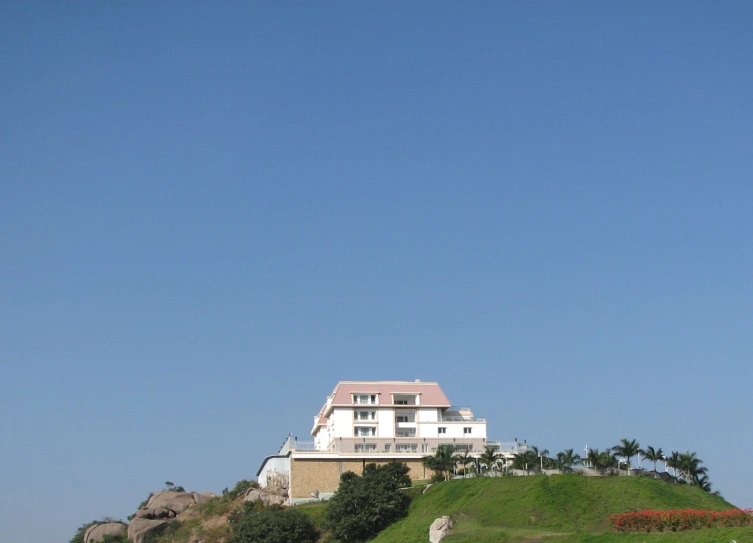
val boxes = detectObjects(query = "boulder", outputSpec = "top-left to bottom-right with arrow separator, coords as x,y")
83,522 -> 127,543
192,492 -> 214,505
264,472 -> 289,497
244,489 -> 286,506
127,518 -> 168,543
133,490 -> 218,520
145,491 -> 196,516
429,516 -> 453,543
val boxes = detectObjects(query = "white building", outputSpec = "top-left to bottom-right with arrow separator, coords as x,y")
310,380 -> 489,453
256,380 -> 526,503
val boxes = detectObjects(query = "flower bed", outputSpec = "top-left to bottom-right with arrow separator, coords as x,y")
609,509 -> 753,532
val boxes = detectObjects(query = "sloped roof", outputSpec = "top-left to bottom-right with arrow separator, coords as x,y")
330,381 -> 451,407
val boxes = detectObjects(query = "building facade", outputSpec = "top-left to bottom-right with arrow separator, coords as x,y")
256,380 -> 525,504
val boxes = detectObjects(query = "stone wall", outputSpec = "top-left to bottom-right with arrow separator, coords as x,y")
290,458 -> 430,499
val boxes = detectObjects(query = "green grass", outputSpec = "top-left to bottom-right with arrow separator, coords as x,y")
370,475 -> 737,543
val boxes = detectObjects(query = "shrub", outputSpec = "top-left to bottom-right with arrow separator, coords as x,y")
230,508 -> 318,543
70,521 -> 98,543
325,463 -> 411,543
609,509 -> 753,532
223,479 -> 259,501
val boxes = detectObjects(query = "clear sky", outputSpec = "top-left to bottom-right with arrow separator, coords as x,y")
1,2 -> 752,542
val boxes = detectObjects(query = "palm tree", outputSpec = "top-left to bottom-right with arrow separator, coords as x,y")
612,438 -> 640,474
678,450 -> 708,487
555,449 -> 582,473
423,445 -> 456,481
587,448 -> 617,475
479,446 -> 503,476
453,449 -> 475,478
639,446 -> 663,472
666,451 -> 681,478
511,448 -> 539,475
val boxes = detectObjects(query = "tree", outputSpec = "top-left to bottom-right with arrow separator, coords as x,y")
423,445 -> 456,481
453,449 -> 475,478
511,446 -> 541,475
230,509 -> 318,543
555,449 -> 582,472
164,481 -> 186,492
479,446 -> 504,476
586,448 -> 618,474
611,438 -> 640,474
362,461 -> 412,489
639,446 -> 663,472
666,451 -> 681,478
325,463 -> 411,543
678,450 -> 709,489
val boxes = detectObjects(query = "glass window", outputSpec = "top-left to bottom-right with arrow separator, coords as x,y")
464,427 -> 472,434
438,427 -> 447,434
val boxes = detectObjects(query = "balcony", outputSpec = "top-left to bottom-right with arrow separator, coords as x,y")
439,416 -> 486,422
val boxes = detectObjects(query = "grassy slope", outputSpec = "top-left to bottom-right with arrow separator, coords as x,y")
370,475 -> 742,543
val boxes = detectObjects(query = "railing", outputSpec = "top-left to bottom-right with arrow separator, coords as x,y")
290,441 -> 317,451
487,441 -> 529,453
439,416 -> 487,422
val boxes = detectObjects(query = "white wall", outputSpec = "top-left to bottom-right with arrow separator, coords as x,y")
421,421 -> 487,439
330,408 -> 353,438
258,456 -> 290,489
417,407 -> 440,422
377,407 -> 395,437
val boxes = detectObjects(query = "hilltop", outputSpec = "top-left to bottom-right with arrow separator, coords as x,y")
74,474 -> 752,543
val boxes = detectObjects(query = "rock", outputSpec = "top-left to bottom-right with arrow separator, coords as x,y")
243,488 -> 286,506
264,472 -> 289,497
192,492 -> 214,505
128,518 -> 168,543
133,490 -> 218,520
244,489 -> 262,502
83,522 -> 127,543
145,491 -> 196,516
429,516 -> 453,543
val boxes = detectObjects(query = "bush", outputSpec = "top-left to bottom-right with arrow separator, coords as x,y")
223,479 -> 259,501
325,463 -> 411,543
230,508 -> 318,543
70,521 -> 98,543
609,509 -> 753,532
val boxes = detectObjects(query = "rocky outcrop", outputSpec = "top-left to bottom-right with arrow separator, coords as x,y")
133,490 -> 217,520
263,472 -> 289,497
127,518 -> 168,543
243,488 -> 286,506
83,522 -> 127,543
429,516 -> 453,543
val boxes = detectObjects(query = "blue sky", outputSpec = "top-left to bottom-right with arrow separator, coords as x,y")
1,2 -> 752,541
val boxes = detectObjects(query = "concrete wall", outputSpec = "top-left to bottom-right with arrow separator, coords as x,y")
257,456 -> 290,490
376,407 -> 395,437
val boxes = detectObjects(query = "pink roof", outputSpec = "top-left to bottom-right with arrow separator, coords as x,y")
329,381 -> 451,407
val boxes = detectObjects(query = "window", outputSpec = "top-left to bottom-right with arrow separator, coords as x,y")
355,427 -> 376,437
396,444 -> 418,453
438,427 -> 447,434
396,415 -> 409,423
355,411 -> 375,421
353,394 -> 376,405
464,427 -> 472,434
395,400 -> 408,405
355,443 -> 376,453
384,444 -> 391,452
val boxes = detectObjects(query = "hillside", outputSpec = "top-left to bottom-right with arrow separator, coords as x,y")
368,475 -> 742,543
76,475 -> 751,543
